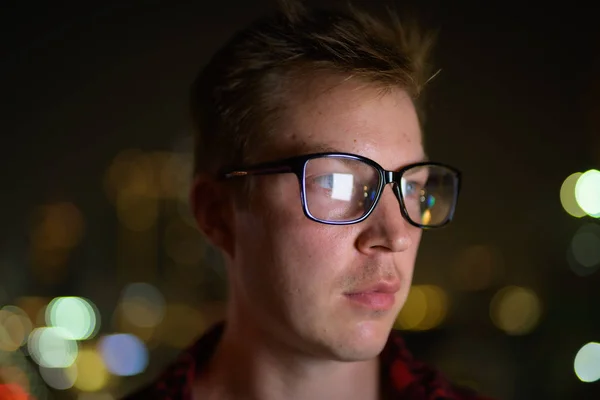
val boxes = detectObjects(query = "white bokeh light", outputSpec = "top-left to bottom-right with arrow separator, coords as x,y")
46,297 -> 99,340
28,327 -> 79,368
575,169 -> 600,217
574,342 -> 600,382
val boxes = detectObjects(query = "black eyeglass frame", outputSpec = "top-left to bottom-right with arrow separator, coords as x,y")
220,152 -> 461,228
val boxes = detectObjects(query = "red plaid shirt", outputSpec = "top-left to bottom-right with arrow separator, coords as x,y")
124,323 -> 493,400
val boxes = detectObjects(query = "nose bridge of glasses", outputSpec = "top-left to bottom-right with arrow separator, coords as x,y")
383,170 -> 402,186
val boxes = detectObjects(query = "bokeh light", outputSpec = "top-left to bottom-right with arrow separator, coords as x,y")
28,327 -> 79,368
39,365 -> 77,390
46,297 -> 99,340
15,297 -> 48,328
560,172 -> 587,218
104,149 -> 155,203
394,285 -> 448,331
490,286 -> 542,335
74,349 -> 109,392
0,306 -> 32,352
78,393 -> 116,400
574,342 -> 600,382
571,224 -> 600,267
30,202 -> 85,250
164,219 -> 204,265
575,169 -> 600,217
120,283 -> 165,328
453,245 -> 503,291
98,334 -> 148,376
0,366 -> 29,394
567,223 -> 600,277
0,383 -> 29,400
105,150 -> 163,232
158,152 -> 192,199
159,304 -> 206,348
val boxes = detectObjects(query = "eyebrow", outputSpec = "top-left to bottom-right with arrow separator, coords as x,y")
308,144 -> 430,166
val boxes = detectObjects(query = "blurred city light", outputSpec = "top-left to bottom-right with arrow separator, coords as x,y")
15,297 -> 48,328
74,349 -> 109,392
116,191 -> 159,232
39,365 -> 77,390
112,305 -> 157,345
560,172 -> 587,218
46,297 -> 100,340
567,223 -> 600,277
159,304 -> 206,348
490,286 -> 541,335
164,219 -> 204,265
394,285 -> 448,331
120,283 -> 165,328
575,169 -> 600,217
0,306 -> 32,352
158,152 -> 192,199
0,383 -> 29,400
571,224 -> 600,267
98,334 -> 148,376
0,366 -> 29,395
574,342 -> 600,382
78,393 -> 116,400
106,150 -> 160,232
28,327 -> 79,368
30,202 -> 85,250
453,245 -> 502,291
104,149 -> 155,203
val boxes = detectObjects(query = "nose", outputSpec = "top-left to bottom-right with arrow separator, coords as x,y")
355,184 -> 415,254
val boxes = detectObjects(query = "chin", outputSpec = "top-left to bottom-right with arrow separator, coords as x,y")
327,320 -> 392,361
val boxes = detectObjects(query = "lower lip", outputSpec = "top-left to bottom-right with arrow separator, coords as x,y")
345,292 -> 395,311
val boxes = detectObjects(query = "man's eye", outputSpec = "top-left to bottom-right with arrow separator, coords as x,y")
403,180 -> 424,196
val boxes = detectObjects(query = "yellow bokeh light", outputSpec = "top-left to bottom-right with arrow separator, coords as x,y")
120,282 -> 165,329
104,149 -> 154,203
158,304 -> 206,348
78,393 -> 115,400
74,349 -> 109,392
30,202 -> 85,250
112,304 -> 157,345
421,209 -> 432,226
0,307 -> 32,352
164,219 -> 204,265
490,286 -> 542,335
574,342 -> 600,382
453,245 -> 501,291
560,172 -> 587,218
116,192 -> 158,232
15,297 -> 48,328
395,285 -> 448,331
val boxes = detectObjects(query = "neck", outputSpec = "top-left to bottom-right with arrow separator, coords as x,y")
193,311 -> 382,400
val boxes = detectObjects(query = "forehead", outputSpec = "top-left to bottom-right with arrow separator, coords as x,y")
265,74 -> 425,170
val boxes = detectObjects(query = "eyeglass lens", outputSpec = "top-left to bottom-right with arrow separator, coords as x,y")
303,156 -> 457,226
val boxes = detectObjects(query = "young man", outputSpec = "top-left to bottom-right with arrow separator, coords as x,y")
125,1 -> 492,399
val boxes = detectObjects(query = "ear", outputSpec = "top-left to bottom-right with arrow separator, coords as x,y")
189,173 -> 235,259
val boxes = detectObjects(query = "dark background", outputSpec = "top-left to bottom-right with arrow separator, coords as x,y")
1,1 -> 599,399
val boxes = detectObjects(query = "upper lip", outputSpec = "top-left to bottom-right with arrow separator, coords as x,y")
345,280 -> 401,295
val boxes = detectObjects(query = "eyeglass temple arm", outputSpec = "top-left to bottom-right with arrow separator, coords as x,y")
223,165 -> 293,179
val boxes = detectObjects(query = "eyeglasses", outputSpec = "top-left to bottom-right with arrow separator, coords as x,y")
221,152 -> 461,228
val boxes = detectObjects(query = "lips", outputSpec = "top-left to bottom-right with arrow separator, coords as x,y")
344,280 -> 401,311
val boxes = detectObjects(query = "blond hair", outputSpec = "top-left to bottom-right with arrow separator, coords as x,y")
190,1 -> 436,176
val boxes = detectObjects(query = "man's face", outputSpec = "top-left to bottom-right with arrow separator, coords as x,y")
229,75 -> 425,361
